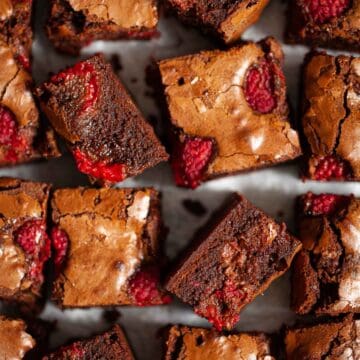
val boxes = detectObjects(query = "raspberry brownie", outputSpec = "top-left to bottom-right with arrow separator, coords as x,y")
286,0 -> 360,52
165,325 -> 276,359
46,0 -> 159,55
158,37 -> 301,188
0,316 -> 35,359
50,187 -> 171,308
292,192 -> 360,316
300,52 -> 360,181
36,54 -> 168,186
165,0 -> 270,44
285,315 -> 360,359
43,325 -> 134,359
165,194 -> 301,330
0,178 -> 51,312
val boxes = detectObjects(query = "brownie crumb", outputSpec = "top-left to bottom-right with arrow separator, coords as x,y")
182,199 -> 207,217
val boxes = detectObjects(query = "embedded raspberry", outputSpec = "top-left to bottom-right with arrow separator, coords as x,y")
302,192 -> 350,215
215,280 -> 246,303
313,155 -> 350,180
73,148 -> 125,183
300,0 -> 350,24
16,54 -> 31,71
51,226 -> 69,275
51,62 -> 98,114
195,305 -> 240,331
129,266 -> 172,306
57,343 -> 85,357
172,136 -> 214,189
245,59 -> 282,114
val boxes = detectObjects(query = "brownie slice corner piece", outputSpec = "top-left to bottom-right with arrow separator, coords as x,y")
165,194 -> 301,330
36,54 -> 168,186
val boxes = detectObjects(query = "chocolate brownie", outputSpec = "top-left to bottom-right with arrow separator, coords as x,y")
36,54 -> 168,186
50,187 -> 171,308
165,0 -> 270,44
0,0 -> 33,70
285,315 -> 359,359
0,315 -> 35,359
164,325 -> 275,360
292,192 -> 360,316
0,178 -> 51,311
46,0 -> 159,55
165,194 -> 301,330
286,0 -> 360,52
43,324 -> 134,359
158,37 -> 301,188
300,52 -> 360,181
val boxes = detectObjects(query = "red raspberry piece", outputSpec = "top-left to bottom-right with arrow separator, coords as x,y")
73,148 -> 125,183
51,226 -> 69,276
195,305 -> 240,331
245,59 -> 283,114
300,0 -> 350,24
313,155 -> 350,180
302,192 -> 350,215
16,54 -> 31,72
57,343 -> 85,357
128,266 -> 172,306
171,136 -> 214,189
51,62 -> 98,114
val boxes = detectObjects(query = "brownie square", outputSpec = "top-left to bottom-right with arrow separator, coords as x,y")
36,54 -> 168,186
285,315 -> 359,359
43,325 -> 134,359
286,0 -> 360,52
300,52 -> 360,181
0,315 -> 35,359
292,192 -> 360,316
165,325 -> 275,359
165,0 -> 270,44
165,194 -> 301,330
158,37 -> 301,188
46,0 -> 159,55
0,178 -> 51,311
50,187 -> 171,308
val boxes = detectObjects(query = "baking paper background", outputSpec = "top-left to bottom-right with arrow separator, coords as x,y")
1,1 -> 360,358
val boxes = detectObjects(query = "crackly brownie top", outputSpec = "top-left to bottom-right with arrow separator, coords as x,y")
51,187 -> 162,307
67,0 -> 158,29
285,316 -> 360,359
0,316 -> 35,359
302,52 -> 360,180
165,326 -> 274,360
159,37 -> 300,178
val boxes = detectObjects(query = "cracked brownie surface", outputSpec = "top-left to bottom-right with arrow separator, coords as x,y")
300,52 -> 360,181
165,194 -> 301,330
158,37 -> 301,188
164,325 -> 275,360
292,192 -> 360,315
46,0 -> 159,55
285,315 -> 360,359
50,187 -> 171,308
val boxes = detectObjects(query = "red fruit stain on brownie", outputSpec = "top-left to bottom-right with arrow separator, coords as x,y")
0,106 -> 28,163
58,343 -> 85,357
14,219 -> 51,282
245,59 -> 282,114
51,226 -> 69,275
128,266 -> 172,306
300,0 -> 350,24
302,192 -> 349,215
313,155 -> 350,180
172,137 -> 213,189
51,62 -> 98,114
16,54 -> 31,72
73,148 -> 125,183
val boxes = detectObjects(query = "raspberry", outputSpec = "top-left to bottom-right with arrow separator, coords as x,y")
195,305 -> 240,331
73,148 -> 125,183
300,0 -> 350,24
51,62 -> 98,114
244,59 -> 283,114
313,155 -> 350,180
171,136 -> 214,189
14,220 -> 51,282
51,226 -> 69,275
128,266 -> 172,306
302,192 -> 350,215
16,54 -> 31,71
